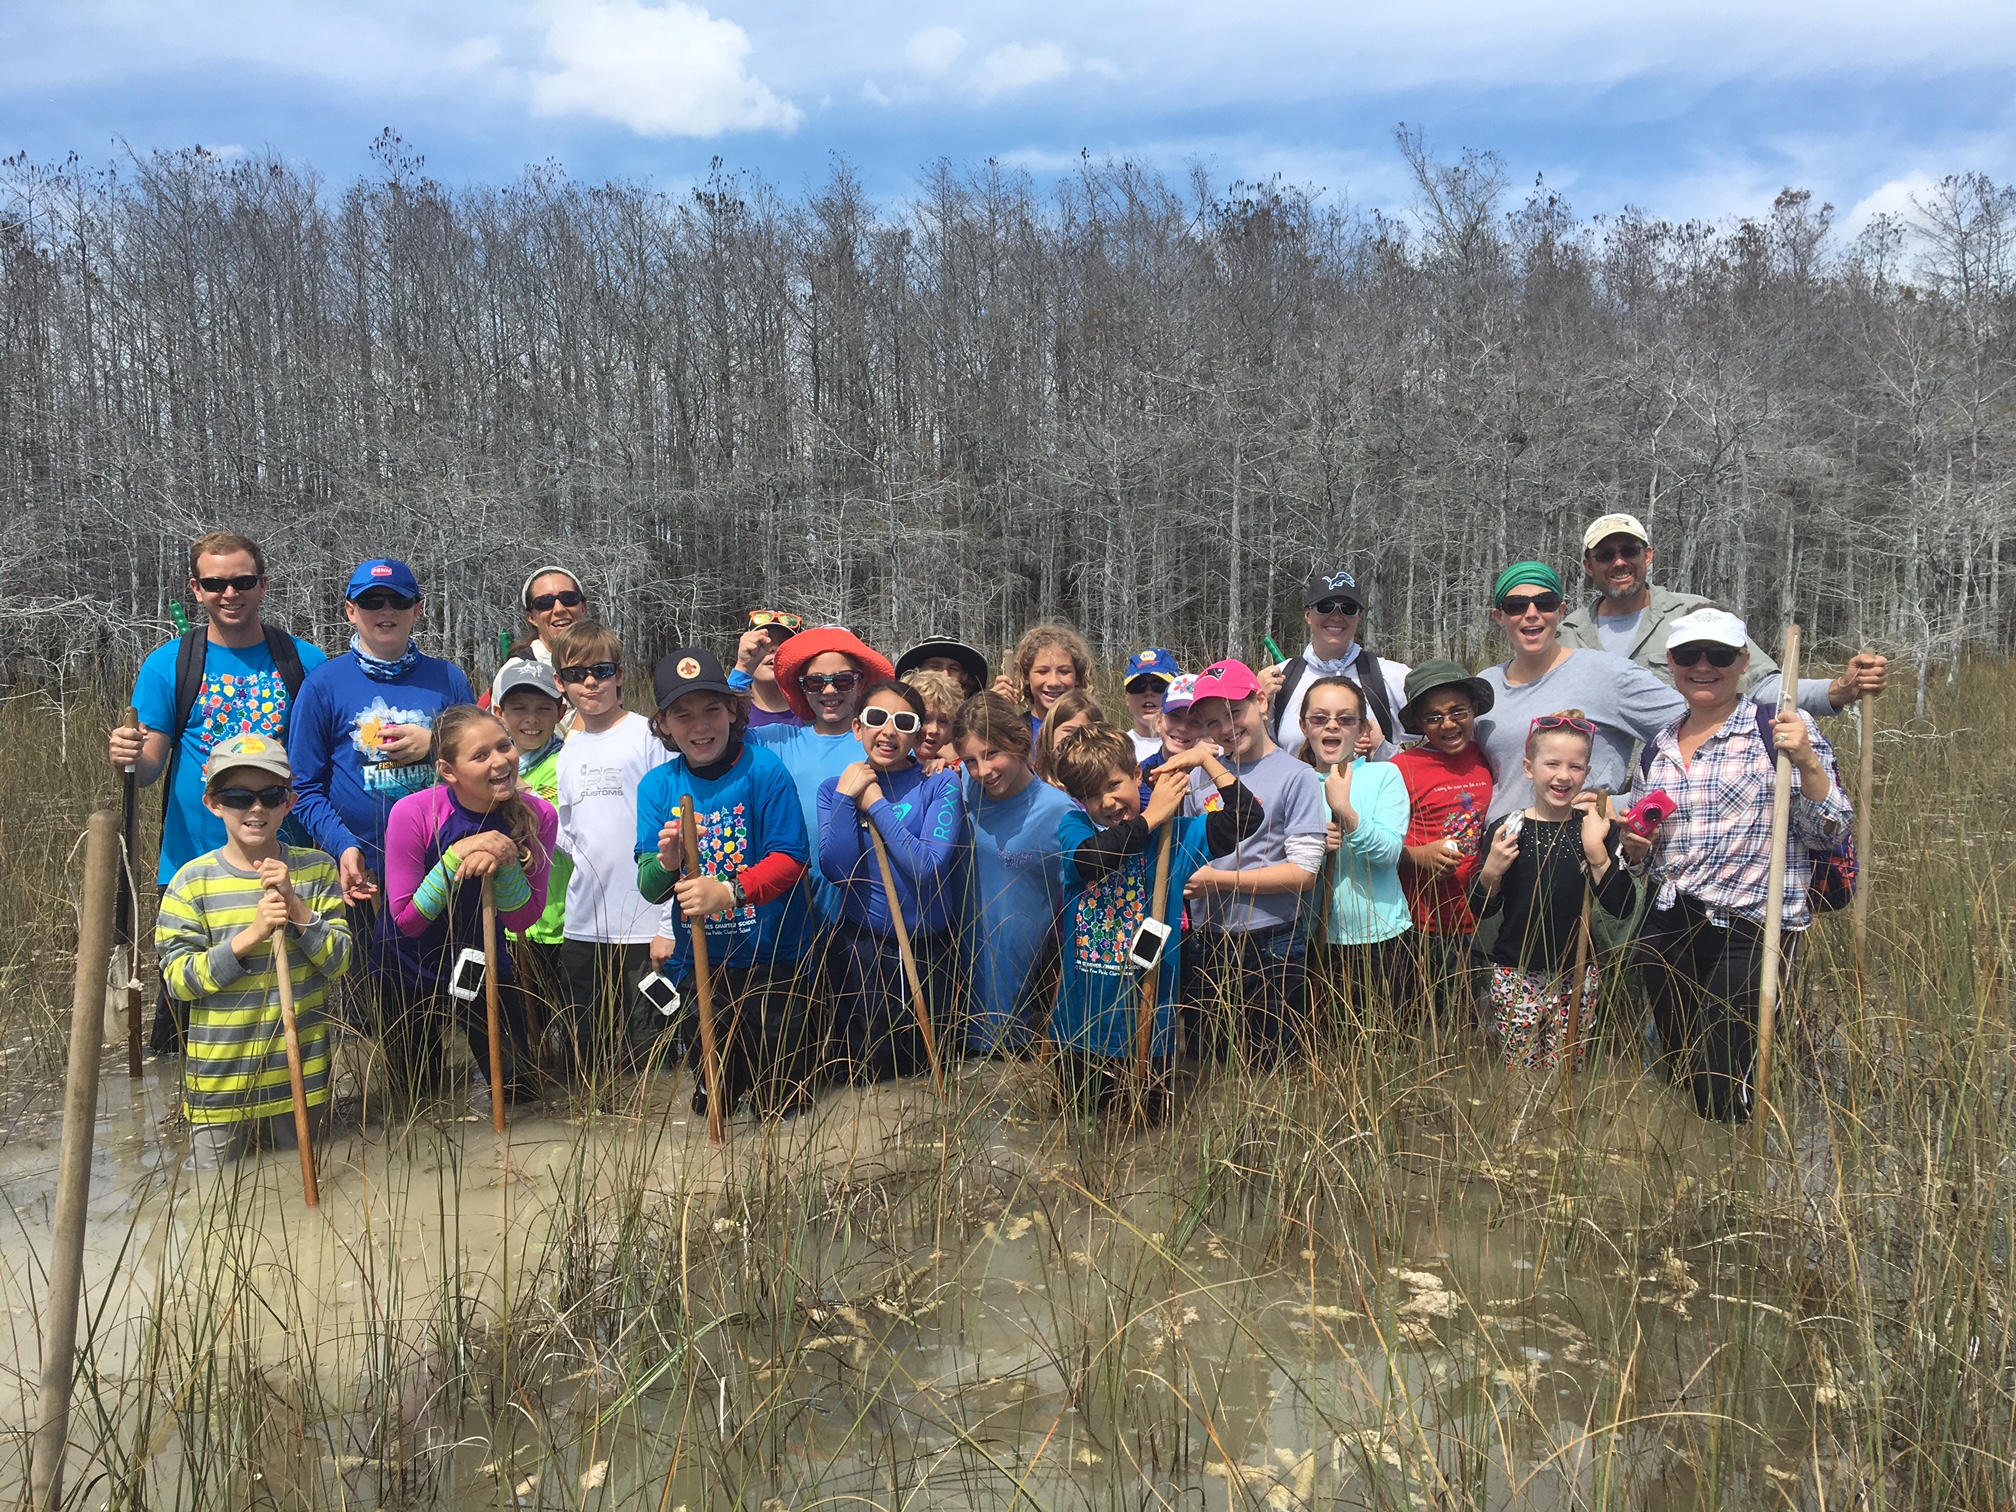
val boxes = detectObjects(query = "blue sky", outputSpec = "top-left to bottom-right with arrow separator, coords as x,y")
5,0 -> 2014,234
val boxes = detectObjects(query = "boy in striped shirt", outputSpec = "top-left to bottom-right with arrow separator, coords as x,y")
156,733 -> 353,1168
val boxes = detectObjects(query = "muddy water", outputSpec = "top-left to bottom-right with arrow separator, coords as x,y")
0,1045 -> 1823,1510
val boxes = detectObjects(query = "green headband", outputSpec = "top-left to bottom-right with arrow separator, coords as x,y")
1492,560 -> 1564,604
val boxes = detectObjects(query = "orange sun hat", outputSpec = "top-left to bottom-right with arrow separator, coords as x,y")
771,627 -> 895,722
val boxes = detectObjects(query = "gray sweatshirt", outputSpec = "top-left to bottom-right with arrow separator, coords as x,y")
1474,649 -> 1687,822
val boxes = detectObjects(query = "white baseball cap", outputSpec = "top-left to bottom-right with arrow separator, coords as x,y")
1583,513 -> 1650,552
1665,608 -> 1748,652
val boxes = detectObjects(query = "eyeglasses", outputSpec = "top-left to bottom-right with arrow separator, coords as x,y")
860,706 -> 921,733
1124,676 -> 1168,696
1528,713 -> 1596,737
798,671 -> 863,694
1587,541 -> 1645,566
749,609 -> 803,631
558,661 -> 621,684
1669,644 -> 1741,668
1303,712 -> 1362,729
213,785 -> 289,811
353,590 -> 417,612
1311,598 -> 1363,617
1420,707 -> 1474,726
196,574 -> 263,594
527,589 -> 585,612
1498,592 -> 1562,616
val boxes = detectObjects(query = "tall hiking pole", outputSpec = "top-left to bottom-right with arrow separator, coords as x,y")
268,921 -> 320,1208
1852,649 -> 1876,998
1560,882 -> 1594,1112
1753,624 -> 1801,1156
866,824 -> 945,1093
117,706 -> 143,1077
30,809 -> 119,1510
480,876 -> 507,1134
1132,820 -> 1177,1117
679,795 -> 726,1143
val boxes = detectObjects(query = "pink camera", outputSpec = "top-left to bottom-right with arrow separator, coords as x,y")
1624,789 -> 1675,836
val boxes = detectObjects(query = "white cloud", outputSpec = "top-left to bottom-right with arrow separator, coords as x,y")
972,41 -> 1070,100
904,26 -> 965,76
1843,170 -> 1940,240
445,36 -> 502,74
532,0 -> 801,137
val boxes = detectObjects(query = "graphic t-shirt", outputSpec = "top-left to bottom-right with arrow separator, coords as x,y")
1391,744 -> 1493,932
634,742 -> 812,974
511,743 -> 571,946
1183,746 -> 1328,936
284,650 -> 471,878
132,634 -> 329,884
748,723 -> 867,923
962,775 -> 1076,1053
556,713 -> 670,944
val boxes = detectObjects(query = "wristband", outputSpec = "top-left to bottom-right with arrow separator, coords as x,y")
728,878 -> 747,910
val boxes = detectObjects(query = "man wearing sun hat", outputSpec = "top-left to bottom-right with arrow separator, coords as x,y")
1559,511 -> 1886,715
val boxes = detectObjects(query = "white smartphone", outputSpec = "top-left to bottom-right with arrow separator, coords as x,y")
638,971 -> 682,1018
1127,916 -> 1173,971
447,947 -> 486,1002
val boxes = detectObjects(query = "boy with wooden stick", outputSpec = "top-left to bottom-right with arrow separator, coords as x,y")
1051,726 -> 1259,1120
156,734 -> 352,1169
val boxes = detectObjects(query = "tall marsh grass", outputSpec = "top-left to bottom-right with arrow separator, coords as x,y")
0,670 -> 2006,1510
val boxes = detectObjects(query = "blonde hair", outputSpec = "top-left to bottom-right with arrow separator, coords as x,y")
433,706 -> 544,867
1524,707 -> 1595,759
901,668 -> 964,718
1011,623 -> 1092,708
1034,689 -> 1114,782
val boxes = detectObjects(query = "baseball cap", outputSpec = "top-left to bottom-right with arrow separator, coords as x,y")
1302,569 -> 1365,609
1189,659 -> 1261,703
345,559 -> 421,601
492,657 -> 563,705
202,733 -> 292,789
653,647 -> 736,709
520,565 -> 585,608
1123,648 -> 1180,684
1665,608 -> 1748,652
1162,673 -> 1200,713
1582,513 -> 1651,553
895,639 -> 990,689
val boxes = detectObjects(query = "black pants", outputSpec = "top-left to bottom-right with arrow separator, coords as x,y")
829,922 -> 950,1084
554,939 -> 660,1077
359,966 -> 532,1110
680,960 -> 815,1117
512,937 -> 567,1045
1055,1051 -> 1174,1125
1412,930 -> 1482,1030
1635,894 -> 1794,1123
1184,927 -> 1308,1071
1307,935 -> 1416,1037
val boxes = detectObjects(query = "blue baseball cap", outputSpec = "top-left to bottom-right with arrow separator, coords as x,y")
345,559 -> 422,601
1123,648 -> 1181,684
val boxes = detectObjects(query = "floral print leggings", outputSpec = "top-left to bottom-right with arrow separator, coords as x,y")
1488,963 -> 1599,1071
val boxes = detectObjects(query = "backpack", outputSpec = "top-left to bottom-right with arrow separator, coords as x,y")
1638,703 -> 1856,914
1269,649 -> 1398,749
161,626 -> 311,819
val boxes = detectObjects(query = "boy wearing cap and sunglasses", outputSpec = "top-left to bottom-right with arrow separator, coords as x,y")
156,734 -> 352,1167
731,609 -> 807,729
493,658 -> 574,1017
1121,649 -> 1180,763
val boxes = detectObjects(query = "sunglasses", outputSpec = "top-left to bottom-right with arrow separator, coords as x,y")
1311,598 -> 1364,617
558,661 -> 621,684
1420,706 -> 1475,726
1670,644 -> 1742,668
213,785 -> 289,811
528,589 -> 585,612
196,574 -> 263,594
1499,592 -> 1563,616
353,590 -> 417,612
1588,541 -> 1645,566
1124,676 -> 1169,696
798,671 -> 863,694
1529,713 -> 1596,737
860,706 -> 922,733
749,609 -> 803,631
1303,712 -> 1361,729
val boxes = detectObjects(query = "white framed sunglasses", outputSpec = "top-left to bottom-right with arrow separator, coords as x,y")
860,706 -> 922,734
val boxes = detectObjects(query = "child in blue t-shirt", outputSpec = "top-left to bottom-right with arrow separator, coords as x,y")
1051,726 -> 1260,1122
636,649 -> 816,1120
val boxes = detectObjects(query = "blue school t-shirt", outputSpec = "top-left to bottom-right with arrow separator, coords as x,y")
131,633 -> 329,884
635,743 -> 812,975
748,723 -> 865,923
1053,809 -> 1215,1059
961,775 -> 1075,1052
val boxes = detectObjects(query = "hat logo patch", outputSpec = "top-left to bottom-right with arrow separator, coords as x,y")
1323,572 -> 1355,590
371,565 -> 392,578
238,737 -> 268,753
676,656 -> 701,679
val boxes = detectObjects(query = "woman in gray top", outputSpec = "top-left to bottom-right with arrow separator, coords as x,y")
1472,561 -> 1685,821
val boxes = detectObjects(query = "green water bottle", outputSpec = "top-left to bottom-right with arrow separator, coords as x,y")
1262,635 -> 1286,667
170,602 -> 191,634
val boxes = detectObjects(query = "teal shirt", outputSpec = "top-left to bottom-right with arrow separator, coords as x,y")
1318,758 -> 1412,946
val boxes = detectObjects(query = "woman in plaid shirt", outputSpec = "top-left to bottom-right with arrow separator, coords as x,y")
1622,608 -> 1852,1122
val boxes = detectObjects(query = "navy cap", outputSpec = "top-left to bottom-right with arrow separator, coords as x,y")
1123,648 -> 1181,683
653,647 -> 735,710
345,559 -> 422,600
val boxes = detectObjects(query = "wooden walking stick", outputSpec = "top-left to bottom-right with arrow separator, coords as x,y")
679,795 -> 726,1143
1752,624 -> 1801,1154
1560,883 -> 1594,1110
866,824 -> 944,1092
268,921 -> 320,1207
117,706 -> 144,1077
30,809 -> 119,1510
1133,820 -> 1177,1110
1852,648 -> 1876,993
480,876 -> 507,1134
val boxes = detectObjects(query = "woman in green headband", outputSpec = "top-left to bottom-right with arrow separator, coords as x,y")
1471,559 -> 1685,824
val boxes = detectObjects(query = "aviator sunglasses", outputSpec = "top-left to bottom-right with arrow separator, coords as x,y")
213,785 -> 289,811
860,706 -> 922,733
749,609 -> 804,631
1311,597 -> 1363,617
1669,644 -> 1742,669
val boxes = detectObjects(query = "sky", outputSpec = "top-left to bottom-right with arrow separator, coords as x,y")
4,0 -> 2014,234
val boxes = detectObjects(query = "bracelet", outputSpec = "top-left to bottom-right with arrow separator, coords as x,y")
728,878 -> 747,910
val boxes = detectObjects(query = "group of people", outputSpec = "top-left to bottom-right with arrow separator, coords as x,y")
117,512 -> 1887,1163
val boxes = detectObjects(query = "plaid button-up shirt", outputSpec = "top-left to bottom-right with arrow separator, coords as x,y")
1630,699 -> 1852,931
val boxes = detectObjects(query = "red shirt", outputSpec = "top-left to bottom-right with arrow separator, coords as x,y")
1392,744 -> 1493,933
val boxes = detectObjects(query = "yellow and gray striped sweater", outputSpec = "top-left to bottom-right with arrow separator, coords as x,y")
156,845 -> 352,1124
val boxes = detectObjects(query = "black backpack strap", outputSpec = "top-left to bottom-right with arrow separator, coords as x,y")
160,629 -> 210,820
1268,656 -> 1309,741
1358,652 -> 1399,747
263,624 -> 308,703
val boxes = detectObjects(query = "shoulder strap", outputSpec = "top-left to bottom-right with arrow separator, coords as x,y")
170,629 -> 209,744
1269,656 -> 1309,740
1358,652 -> 1398,745
263,624 -> 308,703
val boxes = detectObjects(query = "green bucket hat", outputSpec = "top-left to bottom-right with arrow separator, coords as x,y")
1491,560 -> 1564,605
1398,658 -> 1495,735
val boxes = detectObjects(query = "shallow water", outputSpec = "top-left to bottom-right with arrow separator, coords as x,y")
0,1042 -> 1837,1510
